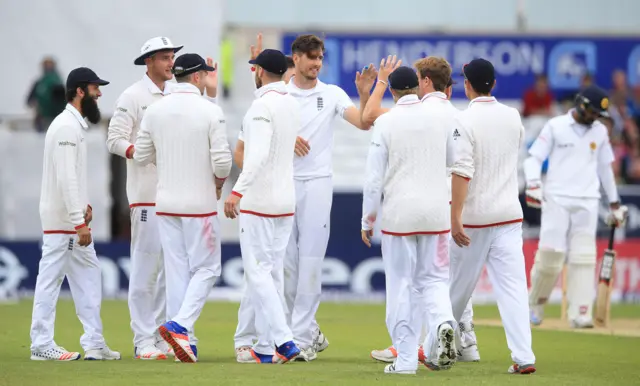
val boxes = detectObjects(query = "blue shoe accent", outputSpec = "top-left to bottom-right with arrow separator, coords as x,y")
251,350 -> 273,364
190,345 -> 198,359
530,310 -> 542,326
162,321 -> 188,336
276,341 -> 300,362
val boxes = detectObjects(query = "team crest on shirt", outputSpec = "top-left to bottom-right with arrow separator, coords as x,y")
590,141 -> 597,152
317,97 -> 324,111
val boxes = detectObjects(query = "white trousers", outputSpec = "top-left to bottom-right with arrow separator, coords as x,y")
239,213 -> 294,354
158,215 -> 221,334
128,206 -> 166,348
30,233 -> 106,352
284,177 -> 332,349
538,195 -> 598,320
449,222 -> 535,365
382,233 -> 454,372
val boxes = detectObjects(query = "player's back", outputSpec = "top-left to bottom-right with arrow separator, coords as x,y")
240,84 -> 300,215
144,85 -> 225,215
453,97 -> 524,227
377,96 -> 452,234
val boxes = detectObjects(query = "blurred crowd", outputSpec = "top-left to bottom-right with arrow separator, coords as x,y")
521,69 -> 640,185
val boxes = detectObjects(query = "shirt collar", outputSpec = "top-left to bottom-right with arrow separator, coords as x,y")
421,91 -> 448,102
65,104 -> 88,129
286,76 -> 327,96
143,74 -> 166,95
255,81 -> 288,98
468,96 -> 497,107
169,82 -> 202,95
397,94 -> 420,105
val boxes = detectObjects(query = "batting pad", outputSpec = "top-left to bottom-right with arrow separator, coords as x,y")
528,250 -> 565,306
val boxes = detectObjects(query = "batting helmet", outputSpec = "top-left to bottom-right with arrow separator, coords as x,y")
574,85 -> 610,118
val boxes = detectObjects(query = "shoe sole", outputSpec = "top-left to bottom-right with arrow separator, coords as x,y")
437,326 -> 456,369
30,354 -> 80,361
512,365 -> 537,374
135,354 -> 168,360
158,325 -> 196,363
370,353 -> 396,363
274,350 -> 300,364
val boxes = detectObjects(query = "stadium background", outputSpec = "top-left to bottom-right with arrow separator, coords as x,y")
1,0 -> 640,306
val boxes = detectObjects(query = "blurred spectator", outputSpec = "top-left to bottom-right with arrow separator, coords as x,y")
558,73 -> 594,112
522,74 -> 554,117
610,69 -> 635,117
26,57 -> 66,132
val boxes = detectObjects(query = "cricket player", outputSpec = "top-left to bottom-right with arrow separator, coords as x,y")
224,49 -> 302,364
31,67 -> 120,361
134,53 -> 231,363
524,85 -> 628,328
106,36 -> 183,360
280,34 -> 374,361
449,58 -> 536,374
361,66 -> 457,374
362,56 -> 480,364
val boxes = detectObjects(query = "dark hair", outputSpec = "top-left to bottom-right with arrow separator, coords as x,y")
285,55 -> 295,69
291,35 -> 325,56
470,82 -> 493,95
66,83 -> 87,102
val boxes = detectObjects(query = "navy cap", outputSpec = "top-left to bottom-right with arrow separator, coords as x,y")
462,58 -> 495,93
172,53 -> 215,78
389,66 -> 419,90
66,67 -> 109,90
576,85 -> 610,117
249,49 -> 288,75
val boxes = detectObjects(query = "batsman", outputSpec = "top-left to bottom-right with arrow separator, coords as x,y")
523,85 -> 628,328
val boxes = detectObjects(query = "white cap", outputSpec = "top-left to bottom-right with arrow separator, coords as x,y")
134,36 -> 183,65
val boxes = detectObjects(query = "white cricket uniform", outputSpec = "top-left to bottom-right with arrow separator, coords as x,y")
106,74 -> 167,349
133,82 -> 231,334
449,96 -> 535,366
31,104 -> 107,352
231,81 -> 300,354
284,78 -> 355,349
362,94 -> 456,371
524,111 -> 618,321
419,92 -> 478,352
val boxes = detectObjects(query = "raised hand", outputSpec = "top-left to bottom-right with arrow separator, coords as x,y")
250,33 -> 263,61
378,55 -> 403,83
355,63 -> 378,95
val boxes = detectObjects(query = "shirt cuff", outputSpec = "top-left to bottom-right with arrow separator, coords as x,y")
231,191 -> 243,198
125,145 -> 135,159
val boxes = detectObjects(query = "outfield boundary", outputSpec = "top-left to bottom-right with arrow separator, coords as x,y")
476,318 -> 640,337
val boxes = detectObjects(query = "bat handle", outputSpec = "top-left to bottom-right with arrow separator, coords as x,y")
608,224 -> 616,251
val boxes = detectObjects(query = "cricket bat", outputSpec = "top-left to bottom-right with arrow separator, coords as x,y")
594,225 -> 617,327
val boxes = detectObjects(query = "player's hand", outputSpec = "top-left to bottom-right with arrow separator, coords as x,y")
525,183 -> 542,209
205,57 -> 218,98
378,55 -> 402,83
295,136 -> 310,157
76,225 -> 92,247
361,229 -> 373,248
250,33 -> 263,61
224,194 -> 241,219
451,218 -> 470,247
216,188 -> 222,200
84,205 -> 93,226
355,64 -> 377,95
607,204 -> 629,227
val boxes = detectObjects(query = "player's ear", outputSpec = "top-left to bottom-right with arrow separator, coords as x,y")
491,79 -> 496,91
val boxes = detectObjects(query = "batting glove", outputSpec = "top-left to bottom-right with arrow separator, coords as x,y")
607,205 -> 629,227
525,182 -> 543,209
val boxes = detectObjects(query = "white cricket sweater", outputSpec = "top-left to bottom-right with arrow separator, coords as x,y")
361,95 -> 456,235
133,83 -> 232,216
232,81 -> 300,216
450,96 -> 524,227
39,105 -> 90,233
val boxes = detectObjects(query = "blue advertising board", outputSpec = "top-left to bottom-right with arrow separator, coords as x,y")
282,33 -> 640,99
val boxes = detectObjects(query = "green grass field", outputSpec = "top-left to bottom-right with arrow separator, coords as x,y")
1,300 -> 639,386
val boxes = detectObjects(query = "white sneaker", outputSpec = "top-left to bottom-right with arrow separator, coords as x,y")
31,346 -> 81,361
458,344 -> 480,362
84,346 -> 121,360
530,305 -> 544,326
313,329 -> 329,353
436,323 -> 456,370
570,315 -> 594,329
294,346 -> 317,362
371,346 -> 397,363
384,364 -> 416,375
155,339 -> 175,358
135,345 -> 167,360
236,346 -> 254,363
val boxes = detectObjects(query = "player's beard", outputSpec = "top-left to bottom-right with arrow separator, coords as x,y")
254,71 -> 262,89
81,93 -> 101,124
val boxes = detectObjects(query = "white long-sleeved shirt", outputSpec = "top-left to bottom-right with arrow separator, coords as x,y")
39,105 -> 90,233
106,74 -> 165,207
286,78 -> 355,180
361,95 -> 455,235
133,83 -> 232,216
523,111 -> 619,203
231,81 -> 300,216
450,96 -> 524,227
